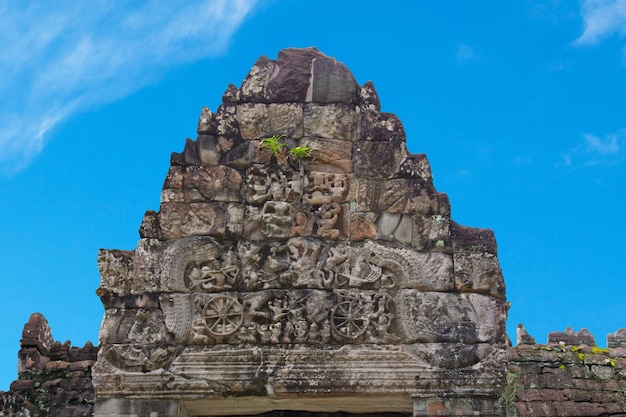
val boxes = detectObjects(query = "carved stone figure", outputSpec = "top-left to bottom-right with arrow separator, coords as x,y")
315,202 -> 341,240
261,201 -> 292,240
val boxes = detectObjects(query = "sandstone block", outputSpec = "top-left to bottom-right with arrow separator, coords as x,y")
301,137 -> 353,173
607,328 -> 626,348
358,81 -> 380,111
268,103 -> 304,138
358,109 -> 406,142
266,47 -> 325,102
20,313 -> 54,353
548,327 -> 596,346
354,140 -> 408,179
303,104 -> 358,141
214,105 -> 239,138
241,56 -> 276,102
395,291 -> 505,344
237,103 -> 271,140
349,212 -> 378,241
159,202 -> 227,240
197,106 -> 214,135
454,251 -> 505,299
307,55 -> 358,103
451,221 -> 498,255
397,153 -> 433,180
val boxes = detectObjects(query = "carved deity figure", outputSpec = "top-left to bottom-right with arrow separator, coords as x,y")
316,202 -> 341,240
291,211 -> 314,237
239,241 -> 264,289
247,169 -> 271,204
261,201 -> 292,240
187,250 -> 239,291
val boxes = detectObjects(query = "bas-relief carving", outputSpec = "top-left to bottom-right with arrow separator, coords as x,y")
156,237 -> 455,294
159,202 -> 227,240
188,289 -> 396,346
186,249 -> 240,291
246,165 -> 303,205
99,308 -> 179,372
453,251 -> 505,299
117,238 -> 493,356
300,137 -> 353,173
303,172 -> 353,205
268,103 -> 304,138
162,166 -> 244,204
303,104 -> 358,141
97,249 -> 134,293
98,236 -> 471,374
395,291 -> 505,344
95,50 -> 507,410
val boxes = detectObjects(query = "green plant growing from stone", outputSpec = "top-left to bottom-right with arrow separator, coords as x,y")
288,145 -> 314,160
258,135 -> 315,168
259,134 -> 286,156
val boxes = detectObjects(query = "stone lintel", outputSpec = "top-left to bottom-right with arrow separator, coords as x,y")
183,395 -> 412,416
94,398 -> 185,417
412,396 -> 503,417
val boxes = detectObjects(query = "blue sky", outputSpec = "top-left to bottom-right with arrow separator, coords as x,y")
1,0 -> 625,389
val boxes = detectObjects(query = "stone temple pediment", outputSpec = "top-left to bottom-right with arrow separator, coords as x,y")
93,47 -> 508,417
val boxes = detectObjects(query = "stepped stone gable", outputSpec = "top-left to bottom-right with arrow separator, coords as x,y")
93,47 -> 508,417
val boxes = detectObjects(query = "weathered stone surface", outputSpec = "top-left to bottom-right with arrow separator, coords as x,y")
222,83 -> 240,104
161,165 -> 244,204
5,46 -> 623,417
508,340 -> 626,417
359,80 -> 381,111
397,153 -> 433,180
159,202 -> 227,240
1,314 -> 98,417
454,251 -> 505,298
266,47 -> 326,103
396,292 -> 506,344
356,177 -> 448,215
241,56 -> 276,102
301,137 -> 353,173
607,328 -> 626,348
196,106 -> 214,134
307,55 -> 359,103
268,103 -> 304,138
304,104 -> 358,141
93,48 -> 509,416
237,103 -> 271,140
451,221 -> 498,255
20,313 -> 53,354
214,104 -> 239,139
548,327 -> 596,346
358,109 -> 406,142
516,323 -> 536,345
354,141 -> 408,179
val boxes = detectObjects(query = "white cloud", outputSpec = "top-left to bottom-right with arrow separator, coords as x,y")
546,59 -> 570,72
558,129 -> 626,167
0,0 -> 258,175
584,132 -> 621,154
573,0 -> 626,46
456,43 -> 477,64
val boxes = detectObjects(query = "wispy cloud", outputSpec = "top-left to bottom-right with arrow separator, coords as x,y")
558,129 -> 626,167
0,0 -> 258,175
573,0 -> 626,46
456,43 -> 477,64
545,59 -> 570,72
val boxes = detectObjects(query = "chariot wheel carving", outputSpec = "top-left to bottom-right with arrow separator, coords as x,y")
202,295 -> 244,336
331,300 -> 369,339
